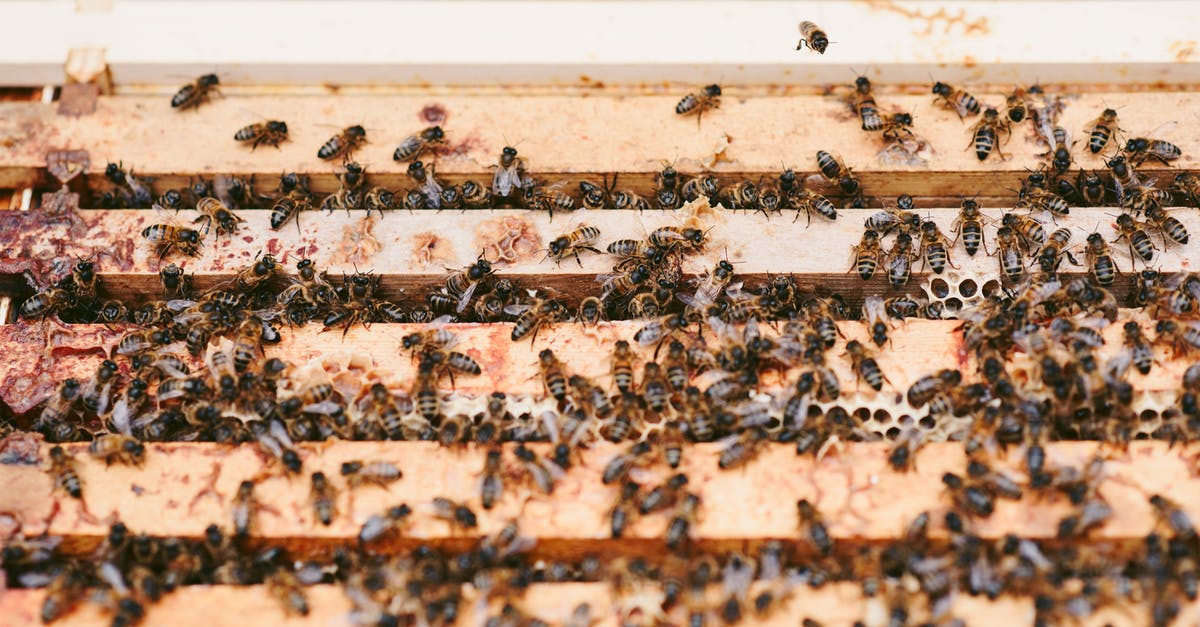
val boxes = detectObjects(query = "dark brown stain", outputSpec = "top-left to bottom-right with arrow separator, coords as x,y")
420,103 -> 447,125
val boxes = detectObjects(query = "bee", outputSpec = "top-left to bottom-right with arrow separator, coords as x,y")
40,567 -> 88,623
791,189 -> 838,224
950,198 -> 985,256
906,369 -> 960,408
480,448 -> 504,509
152,188 -> 184,212
844,339 -> 886,391
309,471 -> 337,526
1113,213 -> 1156,263
341,460 -> 403,489
649,225 -> 709,252
1077,169 -> 1107,206
990,225 -> 1023,282
171,73 -> 219,109
1044,126 -> 1072,173
815,150 -> 863,201
640,473 -> 690,516
862,295 -> 891,347
1156,320 -> 1200,355
142,223 -> 204,257
538,348 -> 570,401
432,496 -> 478,530
1081,108 -> 1121,154
234,119 -> 288,149
797,499 -> 832,556
514,444 -> 562,494
1150,494 -> 1196,539
393,125 -> 445,162
881,112 -> 915,143
852,75 -> 883,132
1036,227 -> 1077,272
796,20 -> 829,53
363,186 -> 394,217
1125,136 -> 1182,166
718,427 -> 768,469
717,180 -> 759,211
48,445 -> 82,498
445,254 -> 494,312
507,297 -> 566,343
317,125 -> 367,161
968,107 -> 1010,161
865,203 -> 921,236
932,80 -> 980,119
453,179 -> 491,209
546,224 -> 602,266
1106,154 -> 1141,201
357,504 -> 412,544
492,146 -> 525,199
89,434 -> 145,466
576,296 -> 604,326
1020,185 -> 1071,217
1004,87 -> 1029,124
1121,321 -> 1154,375
602,440 -> 652,485
634,313 -> 691,354
675,84 -> 722,126
884,232 -> 917,288
1001,212 -> 1046,253
918,220 -> 955,274
230,479 -> 259,538
606,339 -> 638,394
158,262 -> 191,298
193,196 -> 245,237
682,174 -> 720,203
1174,172 -> 1200,207
269,196 -> 310,232
405,160 -> 444,209
665,493 -> 700,551
1083,232 -> 1118,286
609,186 -> 651,212
267,569 -> 309,616
1144,205 -> 1190,246
610,481 -> 639,538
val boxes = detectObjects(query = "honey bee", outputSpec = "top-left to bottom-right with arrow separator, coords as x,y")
676,84 -> 722,126
1077,170 -> 1107,206
862,295 -> 891,348
1156,319 -> 1200,355
89,434 -> 145,466
815,150 -> 863,203
718,426 -> 768,469
480,448 -> 504,509
951,198 -> 985,256
576,296 -> 604,326
851,75 -> 883,132
791,189 -> 838,224
1083,232 -> 1118,286
634,313 -> 691,354
1144,205 -> 1190,246
432,496 -> 478,530
363,186 -> 394,217
845,339 -> 887,391
444,254 -> 494,313
1081,108 -> 1121,154
608,339 -> 638,393
1106,154 -> 1141,202
506,296 -> 566,343
864,203 -> 921,236
538,348 -> 569,401
797,499 -> 832,556
1036,227 -> 1077,272
665,492 -> 700,551
317,125 -> 367,161
1174,172 -> 1200,207
340,460 -> 403,489
1125,136 -> 1182,166
230,479 -> 258,538
514,443 -> 562,494
906,369 -> 960,409
1120,321 -> 1154,375
393,125 -> 445,162
1004,87 -> 1029,124
796,20 -> 829,53
884,232 -> 917,287
234,120 -> 288,149
682,173 -> 720,203
1019,185 -> 1071,217
267,569 -> 309,616
717,180 -> 759,211
881,112 -> 915,143
1113,213 -> 1156,263
171,73 -> 220,110
406,160 -> 444,209
1001,212 -> 1045,253
918,219 -> 956,274
993,226 -> 1025,282
492,146 -> 526,199
609,184 -> 651,212
968,107 -> 1010,161
357,504 -> 412,544
142,223 -> 204,258
649,225 -> 709,252
48,445 -> 82,498
1043,126 -> 1072,173
598,264 -> 652,303
193,196 -> 245,237
310,471 -> 337,526
932,80 -> 980,119
546,224 -> 602,266
846,230 -> 882,281
609,481 -> 639,539
40,567 -> 87,623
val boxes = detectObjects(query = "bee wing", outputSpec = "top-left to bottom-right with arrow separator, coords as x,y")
503,303 -> 532,316
455,281 -> 479,313
108,398 -> 133,436
1146,120 -> 1179,138
804,173 -> 838,194
862,295 -> 887,322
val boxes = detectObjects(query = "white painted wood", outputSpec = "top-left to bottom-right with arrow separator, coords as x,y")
0,1 -> 1198,87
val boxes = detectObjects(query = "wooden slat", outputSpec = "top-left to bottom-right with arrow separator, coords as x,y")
1,92 -> 1197,193
7,581 -> 1189,627
2,207 -> 1196,308
2,441 -> 1195,556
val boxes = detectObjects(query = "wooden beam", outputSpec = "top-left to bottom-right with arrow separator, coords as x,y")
2,441 -> 1196,556
1,91 -> 1197,193
2,207 -> 1195,308
8,580 -> 1188,627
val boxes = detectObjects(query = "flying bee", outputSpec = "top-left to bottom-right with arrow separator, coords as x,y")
1036,227 -> 1078,272
884,232 -> 917,287
675,84 -> 722,126
171,73 -> 219,109
142,223 -> 204,258
796,20 -> 829,53
48,445 -> 82,498
881,111 -> 915,143
310,471 -> 337,526
1123,321 -> 1154,375
797,499 -> 832,556
492,146 -> 525,199
341,460 -> 403,489
1083,232 -> 1118,286
850,229 -> 881,280
317,125 -> 367,161
791,189 -> 838,224
918,219 -> 956,274
1125,136 -> 1181,166
234,119 -> 288,149
968,107 -> 1010,161
1001,212 -> 1045,253
89,434 -> 145,466
1113,213 -> 1156,263
932,80 -> 980,119
1044,126 -> 1072,173
507,297 -> 566,343
1077,169 -> 1107,206
815,150 -> 863,202
393,125 -> 445,162
546,224 -> 602,266
194,196 -> 245,237
851,75 -> 883,132
682,173 -> 720,203
1082,108 -> 1120,154
1144,205 -> 1190,246
993,225 -> 1025,282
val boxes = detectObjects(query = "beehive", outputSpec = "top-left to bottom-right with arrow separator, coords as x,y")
3,2 -> 1200,626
